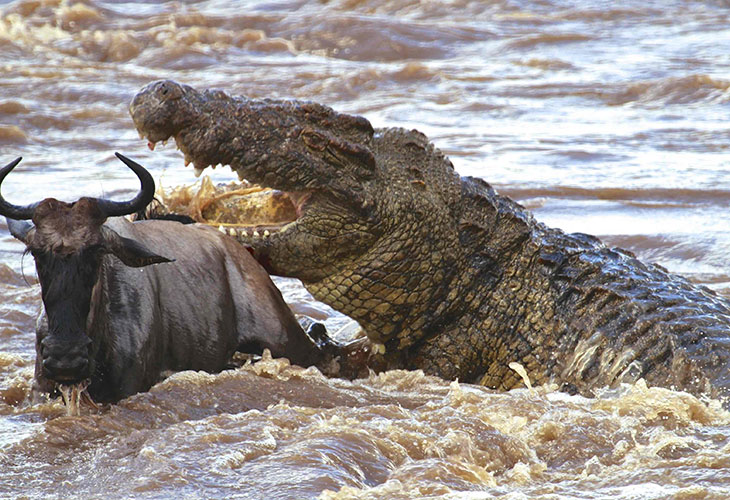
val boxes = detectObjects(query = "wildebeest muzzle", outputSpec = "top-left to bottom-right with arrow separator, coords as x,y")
40,336 -> 93,382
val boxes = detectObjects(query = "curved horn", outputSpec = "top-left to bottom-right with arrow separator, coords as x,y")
0,157 -> 39,220
6,217 -> 34,243
96,153 -> 156,217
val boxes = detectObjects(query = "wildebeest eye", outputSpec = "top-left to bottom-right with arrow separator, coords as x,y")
85,244 -> 105,255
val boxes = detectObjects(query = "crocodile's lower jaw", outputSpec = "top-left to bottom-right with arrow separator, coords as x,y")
155,178 -> 307,244
143,135 -> 311,243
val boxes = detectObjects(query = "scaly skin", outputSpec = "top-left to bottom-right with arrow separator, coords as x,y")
130,80 -> 730,402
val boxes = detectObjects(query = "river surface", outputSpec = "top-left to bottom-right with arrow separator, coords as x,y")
1,0 -> 730,498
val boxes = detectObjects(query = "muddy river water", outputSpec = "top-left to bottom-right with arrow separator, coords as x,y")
1,0 -> 730,498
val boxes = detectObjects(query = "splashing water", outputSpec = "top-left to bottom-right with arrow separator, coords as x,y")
2,0 -> 730,498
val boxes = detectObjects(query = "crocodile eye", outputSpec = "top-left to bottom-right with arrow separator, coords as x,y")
301,129 -> 328,151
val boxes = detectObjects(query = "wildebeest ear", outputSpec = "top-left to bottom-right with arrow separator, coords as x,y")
5,217 -> 34,243
101,227 -> 174,268
113,236 -> 174,267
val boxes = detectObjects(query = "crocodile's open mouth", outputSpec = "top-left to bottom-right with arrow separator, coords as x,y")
143,136 -> 311,241
130,80 -> 379,281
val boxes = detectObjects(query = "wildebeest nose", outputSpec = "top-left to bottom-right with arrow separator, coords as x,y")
40,337 -> 91,382
42,355 -> 89,381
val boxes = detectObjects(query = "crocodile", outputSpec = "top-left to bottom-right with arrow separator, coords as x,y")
129,80 -> 730,402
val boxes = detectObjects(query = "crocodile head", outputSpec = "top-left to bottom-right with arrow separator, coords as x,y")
130,80 -> 464,347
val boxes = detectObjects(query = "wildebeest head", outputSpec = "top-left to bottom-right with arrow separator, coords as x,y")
0,153 -> 172,385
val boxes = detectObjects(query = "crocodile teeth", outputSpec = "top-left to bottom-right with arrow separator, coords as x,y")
218,225 -> 226,234
263,230 -> 270,237
228,228 -> 236,236
239,228 -> 249,237
253,230 -> 260,238
161,139 -> 168,146
184,155 -> 192,167
194,167 -> 204,178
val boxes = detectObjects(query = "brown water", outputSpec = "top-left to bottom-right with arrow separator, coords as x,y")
1,0 -> 730,498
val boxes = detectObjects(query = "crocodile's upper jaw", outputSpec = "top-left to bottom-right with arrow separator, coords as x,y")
129,80 -> 380,282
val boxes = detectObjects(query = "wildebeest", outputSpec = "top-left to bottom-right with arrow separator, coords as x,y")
1,153 -> 328,404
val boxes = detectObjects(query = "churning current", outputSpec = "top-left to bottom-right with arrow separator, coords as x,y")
1,0 -> 730,498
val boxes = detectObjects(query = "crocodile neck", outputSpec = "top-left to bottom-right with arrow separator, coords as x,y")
399,175 -> 562,386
